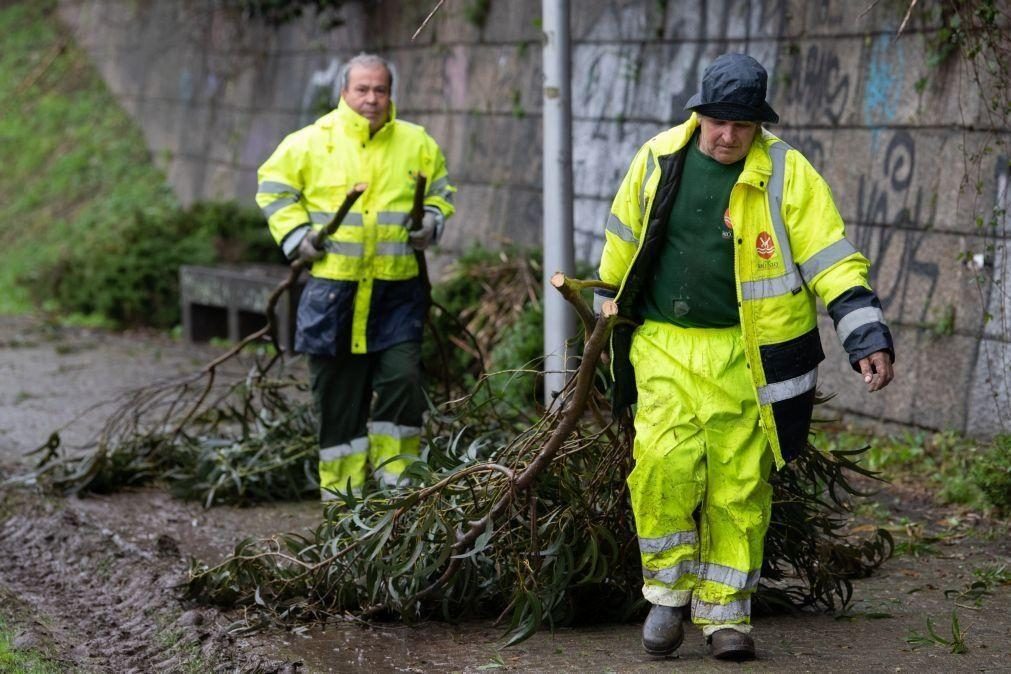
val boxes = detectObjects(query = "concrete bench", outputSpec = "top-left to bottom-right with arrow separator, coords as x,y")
179,264 -> 303,352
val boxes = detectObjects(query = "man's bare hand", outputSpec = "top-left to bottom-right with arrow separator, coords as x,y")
858,350 -> 893,392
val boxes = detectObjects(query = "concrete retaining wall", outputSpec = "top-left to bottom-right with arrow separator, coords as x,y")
56,0 -> 1011,438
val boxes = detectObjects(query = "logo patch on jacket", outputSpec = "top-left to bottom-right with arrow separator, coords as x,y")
756,231 -> 776,259
722,210 -> 734,239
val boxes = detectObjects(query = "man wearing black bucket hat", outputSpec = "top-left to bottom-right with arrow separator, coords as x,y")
594,53 -> 895,660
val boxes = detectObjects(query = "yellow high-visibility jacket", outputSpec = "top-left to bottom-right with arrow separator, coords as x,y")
256,99 -> 455,355
597,114 -> 893,468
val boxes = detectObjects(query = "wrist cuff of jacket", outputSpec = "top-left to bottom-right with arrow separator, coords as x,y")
424,206 -> 445,243
827,286 -> 895,370
593,287 -> 616,315
282,224 -> 313,260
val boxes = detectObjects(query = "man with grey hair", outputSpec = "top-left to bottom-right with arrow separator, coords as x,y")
596,53 -> 894,660
256,53 -> 455,499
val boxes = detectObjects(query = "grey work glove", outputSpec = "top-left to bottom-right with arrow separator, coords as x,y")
297,232 -> 325,262
408,210 -> 440,251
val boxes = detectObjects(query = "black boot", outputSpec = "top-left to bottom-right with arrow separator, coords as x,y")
641,604 -> 687,657
708,628 -> 756,661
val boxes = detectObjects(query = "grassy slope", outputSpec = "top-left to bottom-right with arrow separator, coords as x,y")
0,1 -> 176,315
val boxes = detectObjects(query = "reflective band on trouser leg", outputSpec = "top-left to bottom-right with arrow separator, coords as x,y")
319,436 -> 369,499
308,353 -> 372,500
368,421 -> 421,487
368,341 -> 426,488
627,320 -> 712,608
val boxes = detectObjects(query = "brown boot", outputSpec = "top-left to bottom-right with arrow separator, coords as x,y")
708,628 -> 756,661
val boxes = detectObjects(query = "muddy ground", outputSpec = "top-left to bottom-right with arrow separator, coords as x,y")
1,314 -> 1009,673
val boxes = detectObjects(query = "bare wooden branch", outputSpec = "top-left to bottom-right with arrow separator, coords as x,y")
857,0 -> 881,20
401,284 -> 620,609
550,272 -> 595,336
411,0 -> 446,41
896,0 -> 918,38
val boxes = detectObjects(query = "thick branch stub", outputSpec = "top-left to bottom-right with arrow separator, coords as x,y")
550,272 -> 595,336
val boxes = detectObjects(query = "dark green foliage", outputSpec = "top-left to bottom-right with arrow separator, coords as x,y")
971,435 -> 1011,514
424,246 -> 546,416
21,202 -> 282,328
0,1 -> 179,314
231,0 -> 384,28
187,393 -> 644,637
759,445 -> 893,613
31,351 -> 318,506
463,0 -> 493,30
230,0 -> 369,28
424,246 -> 595,417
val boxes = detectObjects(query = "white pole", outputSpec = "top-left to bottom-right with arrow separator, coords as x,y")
541,0 -> 575,407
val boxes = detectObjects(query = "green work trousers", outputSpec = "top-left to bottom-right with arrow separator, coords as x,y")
308,341 -> 426,499
628,320 -> 772,636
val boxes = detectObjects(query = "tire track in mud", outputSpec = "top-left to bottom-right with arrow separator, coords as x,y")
0,489 -> 297,673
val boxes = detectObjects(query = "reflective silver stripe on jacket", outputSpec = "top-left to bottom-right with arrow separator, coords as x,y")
799,238 -> 859,283
323,240 -> 364,257
740,274 -> 798,301
757,367 -> 818,405
642,559 -> 697,585
701,564 -> 762,591
369,421 -> 421,440
257,180 -> 302,199
640,151 -> 656,214
836,306 -> 885,345
693,598 -> 750,623
310,211 -> 364,226
638,530 -> 698,554
281,225 -> 311,259
320,241 -> 413,257
261,195 -> 299,218
428,175 -> 453,199
319,436 -> 369,462
756,140 -> 803,297
377,211 -> 410,225
376,241 -> 414,257
606,213 -> 638,244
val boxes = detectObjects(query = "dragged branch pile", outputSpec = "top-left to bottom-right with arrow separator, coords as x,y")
28,251 -> 892,643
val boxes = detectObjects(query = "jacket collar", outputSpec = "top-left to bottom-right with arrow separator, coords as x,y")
659,114 -> 776,190
318,98 -> 398,142
737,128 -> 776,189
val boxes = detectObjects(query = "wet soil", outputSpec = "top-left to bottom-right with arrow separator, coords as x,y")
1,314 -> 1010,672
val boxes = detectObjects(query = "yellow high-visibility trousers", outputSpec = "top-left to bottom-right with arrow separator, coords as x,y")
628,320 -> 772,635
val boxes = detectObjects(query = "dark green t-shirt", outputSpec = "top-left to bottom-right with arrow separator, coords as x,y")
639,133 -> 743,328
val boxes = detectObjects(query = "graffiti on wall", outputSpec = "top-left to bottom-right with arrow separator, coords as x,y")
851,131 -> 940,326
301,57 -> 344,126
569,0 -> 786,265
780,45 -> 850,126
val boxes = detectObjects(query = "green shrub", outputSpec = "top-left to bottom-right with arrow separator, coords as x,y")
21,202 -> 281,328
971,435 -> 1011,515
425,244 -> 597,415
0,1 -> 178,315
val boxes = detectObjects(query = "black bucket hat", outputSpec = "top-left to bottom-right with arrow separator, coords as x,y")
685,53 -> 779,124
